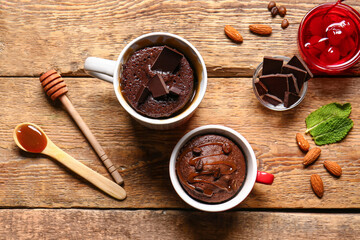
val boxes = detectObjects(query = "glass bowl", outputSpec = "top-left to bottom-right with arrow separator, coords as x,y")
252,56 -> 308,111
298,3 -> 360,73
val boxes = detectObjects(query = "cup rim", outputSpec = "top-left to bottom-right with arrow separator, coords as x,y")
169,125 -> 258,212
113,32 -> 207,126
252,56 -> 308,111
298,2 -> 360,73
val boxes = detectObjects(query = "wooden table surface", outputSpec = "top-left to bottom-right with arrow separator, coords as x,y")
1,0 -> 360,239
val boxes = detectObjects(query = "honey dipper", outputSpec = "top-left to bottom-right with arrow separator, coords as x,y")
39,70 -> 124,185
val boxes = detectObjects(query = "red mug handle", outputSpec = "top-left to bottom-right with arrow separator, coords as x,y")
256,171 -> 274,185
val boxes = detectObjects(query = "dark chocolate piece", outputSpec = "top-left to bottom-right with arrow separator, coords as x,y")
262,56 -> 284,75
255,79 -> 268,96
259,74 -> 288,100
169,86 -> 182,96
135,85 -> 150,105
262,94 -> 283,106
286,74 -> 299,94
148,74 -> 169,98
151,46 -> 183,73
284,91 -> 300,108
287,55 -> 313,81
281,64 -> 307,91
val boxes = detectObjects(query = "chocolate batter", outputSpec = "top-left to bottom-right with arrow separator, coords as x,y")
176,134 -> 246,203
120,46 -> 195,118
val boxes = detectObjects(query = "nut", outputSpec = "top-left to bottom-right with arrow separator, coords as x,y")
310,174 -> 324,198
324,160 -> 342,177
271,6 -> 278,17
278,6 -> 287,17
303,147 -> 321,166
222,142 -> 232,154
249,24 -> 272,35
281,19 -> 289,29
195,159 -> 203,171
268,1 -> 276,11
224,25 -> 243,43
296,133 -> 309,152
192,147 -> 202,156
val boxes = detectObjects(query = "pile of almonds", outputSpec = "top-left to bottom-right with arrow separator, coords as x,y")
296,133 -> 342,198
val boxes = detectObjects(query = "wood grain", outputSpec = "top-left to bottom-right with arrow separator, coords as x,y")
0,76 -> 359,208
0,0 -> 359,77
0,209 -> 360,240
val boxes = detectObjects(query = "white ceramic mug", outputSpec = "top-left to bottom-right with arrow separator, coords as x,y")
169,125 -> 274,212
84,32 -> 207,130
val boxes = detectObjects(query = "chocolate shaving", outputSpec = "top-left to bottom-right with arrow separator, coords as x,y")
148,73 -> 169,98
151,46 -> 183,73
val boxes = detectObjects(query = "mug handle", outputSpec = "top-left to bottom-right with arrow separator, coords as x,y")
256,171 -> 274,185
84,57 -> 117,83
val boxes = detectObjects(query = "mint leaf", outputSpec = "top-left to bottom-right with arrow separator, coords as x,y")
305,102 -> 353,145
309,117 -> 353,145
305,103 -> 351,133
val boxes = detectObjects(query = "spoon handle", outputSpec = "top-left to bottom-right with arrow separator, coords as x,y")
43,141 -> 126,200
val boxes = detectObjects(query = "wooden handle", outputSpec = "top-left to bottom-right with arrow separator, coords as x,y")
43,141 -> 126,200
59,95 -> 124,185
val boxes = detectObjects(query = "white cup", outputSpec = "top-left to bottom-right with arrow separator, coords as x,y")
169,125 -> 274,212
84,32 -> 207,130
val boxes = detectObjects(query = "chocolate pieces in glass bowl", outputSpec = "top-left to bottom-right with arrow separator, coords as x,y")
256,55 -> 312,109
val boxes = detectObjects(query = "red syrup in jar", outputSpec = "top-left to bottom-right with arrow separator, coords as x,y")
298,1 -> 360,73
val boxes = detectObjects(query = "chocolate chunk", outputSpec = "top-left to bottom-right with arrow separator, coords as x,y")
286,74 -> 299,94
281,64 -> 307,90
151,46 -> 183,73
192,147 -> 202,156
169,86 -> 182,96
195,159 -> 203,171
262,94 -> 282,106
222,143 -> 232,154
148,73 -> 169,98
287,55 -> 313,81
255,79 -> 268,96
259,74 -> 288,100
135,85 -> 150,105
262,56 -> 283,75
284,91 -> 300,108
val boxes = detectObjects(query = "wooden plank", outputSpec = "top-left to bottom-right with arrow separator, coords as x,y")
0,209 -> 359,239
0,77 -> 359,208
0,0 -> 359,77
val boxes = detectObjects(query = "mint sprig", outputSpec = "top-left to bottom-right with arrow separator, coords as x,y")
305,103 -> 353,145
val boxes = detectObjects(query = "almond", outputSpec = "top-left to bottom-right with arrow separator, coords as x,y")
296,133 -> 310,152
303,147 -> 321,166
224,25 -> 243,43
324,160 -> 342,177
310,174 -> 324,198
249,24 -> 272,35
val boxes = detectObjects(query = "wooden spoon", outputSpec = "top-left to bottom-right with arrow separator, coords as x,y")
13,122 -> 126,200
